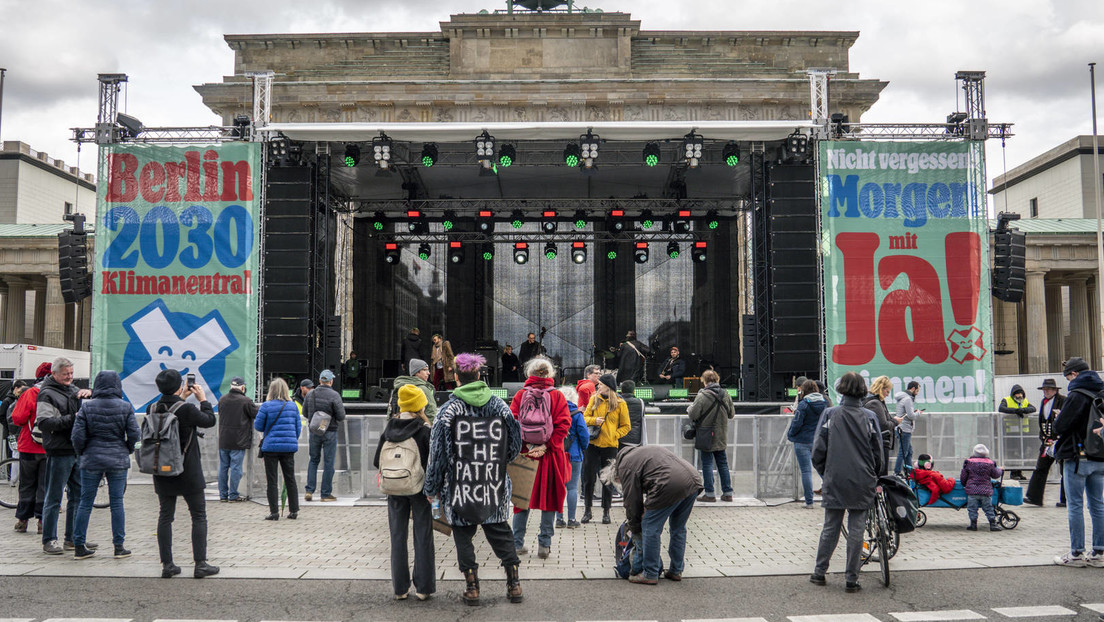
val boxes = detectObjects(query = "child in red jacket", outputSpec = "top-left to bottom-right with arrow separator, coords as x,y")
912,454 -> 956,505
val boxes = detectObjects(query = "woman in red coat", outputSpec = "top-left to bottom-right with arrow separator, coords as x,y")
509,356 -> 571,559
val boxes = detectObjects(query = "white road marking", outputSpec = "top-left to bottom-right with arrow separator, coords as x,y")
890,611 -> 986,621
790,616 -> 882,622
1083,604 -> 1104,613
991,606 -> 1076,618
42,619 -> 132,622
684,619 -> 771,622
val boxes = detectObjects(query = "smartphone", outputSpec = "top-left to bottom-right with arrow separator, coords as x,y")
186,373 -> 196,387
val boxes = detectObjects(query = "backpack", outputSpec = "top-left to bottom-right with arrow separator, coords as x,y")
518,386 -> 554,445
137,402 -> 191,477
1073,388 -> 1104,460
879,475 -> 919,534
377,436 -> 425,496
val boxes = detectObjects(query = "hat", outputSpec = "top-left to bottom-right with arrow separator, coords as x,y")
1064,357 -> 1090,376
300,378 -> 315,389
319,369 -> 335,382
156,369 -> 182,395
34,362 -> 52,379
620,380 -> 636,394
917,454 -> 933,470
973,443 -> 990,457
397,384 -> 428,413
598,373 -> 618,391
230,376 -> 246,389
409,358 -> 429,376
1038,378 -> 1060,390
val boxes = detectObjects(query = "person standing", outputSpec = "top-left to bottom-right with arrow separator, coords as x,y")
430,333 -> 457,391
582,374 -> 630,524
388,359 -> 438,423
863,375 -> 896,476
509,357 -> 571,559
1026,378 -> 1066,506
518,333 -> 542,367
608,444 -> 703,585
150,369 -> 219,579
10,363 -> 50,534
999,384 -> 1036,480
810,371 -> 883,593
894,381 -> 921,476
688,370 -> 736,502
556,386 -> 590,528
255,378 -> 301,521
402,328 -> 423,368
500,345 -> 521,383
343,351 -> 361,393
69,370 -> 139,559
37,357 -> 92,556
616,331 -> 651,384
960,444 -> 1004,531
423,353 -> 524,606
619,380 -> 647,448
303,369 -> 346,502
293,378 -> 312,412
217,377 -> 257,502
2,379 -> 27,460
576,365 -> 601,412
1052,357 -> 1104,567
788,380 -> 826,509
658,346 -> 687,387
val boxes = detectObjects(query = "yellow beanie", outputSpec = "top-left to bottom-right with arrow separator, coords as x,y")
397,384 -> 428,413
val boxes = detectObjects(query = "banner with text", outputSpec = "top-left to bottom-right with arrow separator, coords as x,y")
92,143 -> 261,411
821,141 -> 992,411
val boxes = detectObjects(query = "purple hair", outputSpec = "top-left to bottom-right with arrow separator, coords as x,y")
455,353 -> 486,372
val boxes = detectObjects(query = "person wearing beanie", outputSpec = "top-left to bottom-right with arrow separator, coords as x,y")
582,372 -> 631,524
389,358 -> 438,423
998,384 -> 1036,480
1053,356 -> 1104,567
960,443 -> 1003,531
374,382 -> 434,601
9,363 -> 52,534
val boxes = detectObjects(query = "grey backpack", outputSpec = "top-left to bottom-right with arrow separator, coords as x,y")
138,402 -> 191,477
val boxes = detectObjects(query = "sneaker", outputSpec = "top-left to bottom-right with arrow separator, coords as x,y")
304,492 -> 313,501
537,545 -> 550,559
989,522 -> 1002,532
114,545 -> 131,559
721,494 -> 734,502
1057,502 -> 1067,508
803,503 -> 816,510
394,592 -> 408,600
516,546 -> 529,555
966,523 -> 977,531
219,498 -> 229,503
809,574 -> 826,586
73,544 -> 96,560
415,592 -> 431,601
1086,551 -> 1104,568
663,570 -> 682,581
567,520 -> 581,528
555,518 -> 567,528
14,519 -> 27,533
43,540 -> 63,555
628,573 -> 658,585
64,541 -> 98,551
228,497 -> 247,503
698,495 -> 717,503
321,495 -> 338,502
1054,552 -> 1088,567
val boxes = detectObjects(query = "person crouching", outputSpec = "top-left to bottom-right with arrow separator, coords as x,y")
960,443 -> 1003,532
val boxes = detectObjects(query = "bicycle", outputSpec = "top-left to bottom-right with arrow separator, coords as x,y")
0,457 -> 112,510
859,484 -> 894,587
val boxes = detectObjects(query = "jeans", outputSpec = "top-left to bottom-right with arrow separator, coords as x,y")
814,508 -> 867,583
452,522 -> 519,572
558,460 -> 583,522
894,431 -> 914,475
305,429 -> 337,496
583,445 -> 618,511
638,491 -> 696,580
793,442 -> 814,505
967,494 -> 996,523
388,494 -> 435,596
218,449 -> 246,500
700,449 -> 733,496
16,453 -> 45,520
42,454 -> 80,544
513,509 -> 556,549
264,453 -> 300,515
157,491 -> 207,564
72,468 -> 127,546
1063,459 -> 1104,554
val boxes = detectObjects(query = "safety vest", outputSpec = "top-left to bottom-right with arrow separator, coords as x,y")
1002,396 -> 1032,434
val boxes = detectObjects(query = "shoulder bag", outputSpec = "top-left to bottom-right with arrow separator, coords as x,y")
684,392 -> 722,451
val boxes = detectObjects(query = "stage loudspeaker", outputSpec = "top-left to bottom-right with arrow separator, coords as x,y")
382,359 -> 403,378
366,387 -> 390,402
767,162 -> 819,377
262,166 -> 313,378
324,316 -> 341,369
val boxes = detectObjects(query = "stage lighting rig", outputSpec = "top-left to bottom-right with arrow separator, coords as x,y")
231,114 -> 251,140
691,241 -> 708,263
498,144 -> 517,168
784,131 -> 809,159
542,210 -> 558,234
705,210 -> 720,230
116,113 -> 144,138
573,211 -> 588,230
544,242 -> 558,260
643,142 -> 661,167
639,210 -> 655,230
372,135 -> 393,169
510,210 -> 525,230
478,210 -> 495,233
580,132 -> 599,168
673,209 -> 692,233
407,209 -> 428,234
830,113 -> 851,138
369,211 -> 387,232
384,243 -> 401,265
722,141 -> 740,167
563,143 -> 581,167
571,242 -> 587,264
476,131 -> 495,166
420,143 -> 438,167
448,241 -> 465,264
417,243 -> 432,261
683,132 -> 704,168
634,242 -> 650,264
667,242 -> 681,259
481,243 -> 495,261
343,144 -> 360,167
608,209 -> 627,233
442,210 -> 457,232
513,242 -> 530,264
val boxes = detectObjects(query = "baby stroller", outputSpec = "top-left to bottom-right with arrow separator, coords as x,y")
904,465 -> 1021,529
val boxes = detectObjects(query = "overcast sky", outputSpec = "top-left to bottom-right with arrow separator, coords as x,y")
1,0 -> 1101,195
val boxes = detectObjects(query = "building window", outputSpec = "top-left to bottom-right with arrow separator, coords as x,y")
1029,197 -> 1038,218
64,202 -> 73,216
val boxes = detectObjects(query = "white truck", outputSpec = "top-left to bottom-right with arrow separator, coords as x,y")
0,344 -> 91,381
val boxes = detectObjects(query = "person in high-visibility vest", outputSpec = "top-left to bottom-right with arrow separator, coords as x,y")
999,384 -> 1036,480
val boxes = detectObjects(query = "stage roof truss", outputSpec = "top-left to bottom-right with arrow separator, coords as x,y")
367,231 -> 707,244
344,197 -> 747,216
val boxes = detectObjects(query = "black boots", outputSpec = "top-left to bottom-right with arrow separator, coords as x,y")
581,509 -> 593,524
602,510 -> 611,524
194,561 -> 220,578
506,563 -> 523,603
161,563 -> 182,578
462,568 -> 480,606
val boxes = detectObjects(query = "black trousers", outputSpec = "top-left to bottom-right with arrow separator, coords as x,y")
1026,449 -> 1066,505
582,445 -> 618,511
452,522 -> 519,573
388,494 -> 436,596
157,491 -> 207,564
263,452 -> 300,515
16,453 -> 46,520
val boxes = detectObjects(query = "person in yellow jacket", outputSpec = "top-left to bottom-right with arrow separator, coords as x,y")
581,374 -> 630,524
999,384 -> 1036,480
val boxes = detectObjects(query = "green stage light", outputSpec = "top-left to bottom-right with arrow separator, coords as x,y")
442,210 -> 456,231
607,250 -> 617,260
706,210 -> 719,230
481,243 -> 495,261
418,243 -> 431,261
564,143 -> 581,167
483,250 -> 494,261
573,210 -> 587,229
343,144 -> 360,167
643,142 -> 660,167
640,210 -> 655,230
667,241 -> 680,259
723,141 -> 740,167
498,144 -> 516,167
544,242 -> 558,260
420,143 -> 438,167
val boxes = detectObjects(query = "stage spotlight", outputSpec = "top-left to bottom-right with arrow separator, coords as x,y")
544,242 -> 558,260
642,142 -> 661,167
498,144 -> 517,168
448,241 -> 465,264
608,209 -> 626,233
580,132 -> 599,168
232,114 -> 251,140
267,139 -> 288,160
513,242 -> 530,264
384,242 -> 401,265
672,209 -> 692,233
442,210 -> 457,232
722,141 -> 740,167
682,132 -> 704,168
692,241 -> 708,263
571,241 -> 587,264
372,135 -> 393,169
634,241 -> 649,264
785,131 -> 809,158
564,143 -> 581,167
542,210 -> 558,234
407,209 -> 427,234
369,211 -> 387,232
830,113 -> 851,138
573,211 -> 588,230
475,131 -> 495,163
420,143 -> 439,167
667,241 -> 681,259
343,144 -> 360,167
639,210 -> 655,230
705,210 -> 719,230
417,243 -> 432,261
606,249 -> 618,260
481,243 -> 495,261
478,210 -> 495,234
510,210 -> 524,230
116,112 -> 144,138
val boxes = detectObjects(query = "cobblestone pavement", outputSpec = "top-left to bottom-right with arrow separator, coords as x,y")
0,482 -> 1074,581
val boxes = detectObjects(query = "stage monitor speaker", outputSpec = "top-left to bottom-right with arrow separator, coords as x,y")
434,391 -> 452,406
365,387 -> 390,402
382,359 -> 404,378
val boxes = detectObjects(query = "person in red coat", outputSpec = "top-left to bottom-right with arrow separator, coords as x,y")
509,356 -> 571,560
912,454 -> 956,505
10,363 -> 52,533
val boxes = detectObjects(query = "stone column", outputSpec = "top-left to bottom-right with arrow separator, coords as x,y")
79,298 -> 92,351
32,280 -> 46,345
1025,270 -> 1049,373
1045,282 -> 1064,372
44,275 -> 65,349
4,277 -> 28,344
0,282 -> 8,344
1091,279 -> 1101,369
1069,276 -> 1092,361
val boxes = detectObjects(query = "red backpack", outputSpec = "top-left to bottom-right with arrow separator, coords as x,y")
518,386 -> 554,445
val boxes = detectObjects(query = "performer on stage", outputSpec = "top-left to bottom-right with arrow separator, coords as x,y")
658,346 -> 687,387
616,331 -> 651,384
518,331 -> 545,366
501,345 -> 521,383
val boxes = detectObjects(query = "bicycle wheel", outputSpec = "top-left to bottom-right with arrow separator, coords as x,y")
880,497 -> 900,560
860,514 -> 876,563
876,500 -> 892,587
0,457 -> 19,509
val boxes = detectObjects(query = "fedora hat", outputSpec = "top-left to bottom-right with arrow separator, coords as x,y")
1038,378 -> 1060,390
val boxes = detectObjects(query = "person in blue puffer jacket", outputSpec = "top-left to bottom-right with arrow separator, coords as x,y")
788,380 -> 827,508
254,378 -> 302,521
555,386 -> 591,528
70,370 -> 140,559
